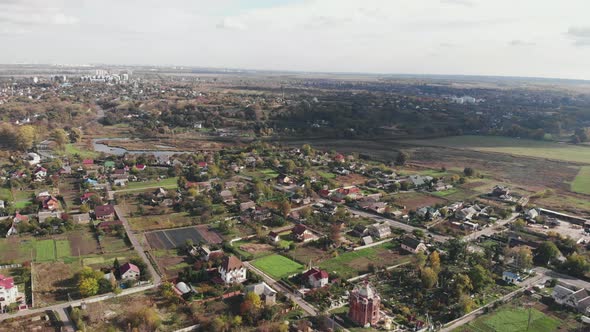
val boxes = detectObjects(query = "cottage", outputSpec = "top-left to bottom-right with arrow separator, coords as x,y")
218,255 -> 247,284
72,213 -> 91,224
42,196 -> 60,211
552,283 -> 590,313
302,268 -> 329,288
220,190 -> 235,204
245,282 -> 277,305
292,224 -> 315,242
526,208 -> 540,221
368,223 -> 391,239
268,231 -> 280,243
190,245 -> 223,261
95,204 -> 116,221
120,262 -> 140,280
502,271 -> 522,284
239,200 -> 256,212
462,221 -> 479,231
401,236 -> 427,254
114,178 -> 128,187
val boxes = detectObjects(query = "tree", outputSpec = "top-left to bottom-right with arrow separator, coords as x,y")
279,200 -> 291,217
512,246 -> 533,271
463,167 -> 475,177
52,129 -> 69,150
458,294 -> 475,314
395,151 -> 409,166
245,291 -> 262,308
330,223 -> 343,247
429,251 -> 441,274
561,253 -> 590,277
421,267 -> 438,289
512,219 -> 526,231
70,128 -> 83,143
78,277 -> 99,297
302,144 -> 313,156
412,229 -> 425,238
469,264 -> 493,292
17,125 -> 36,150
113,258 -> 121,279
534,241 -> 561,265
453,273 -> 473,297
413,252 -> 427,270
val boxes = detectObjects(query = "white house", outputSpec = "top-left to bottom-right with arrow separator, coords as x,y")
302,268 -> 329,288
0,274 -> 22,312
219,255 -> 247,284
552,283 -> 590,313
401,236 -> 427,254
120,262 -> 140,280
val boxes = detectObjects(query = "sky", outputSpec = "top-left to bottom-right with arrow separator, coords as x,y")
1,0 -> 590,80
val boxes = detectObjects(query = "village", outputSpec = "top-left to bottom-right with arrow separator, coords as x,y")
0,136 -> 589,332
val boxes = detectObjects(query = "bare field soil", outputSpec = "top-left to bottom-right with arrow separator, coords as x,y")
33,262 -> 79,307
68,229 -> 101,256
395,192 -> 448,210
145,225 -> 223,250
335,173 -> 368,186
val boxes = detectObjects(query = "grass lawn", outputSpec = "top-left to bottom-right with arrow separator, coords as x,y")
403,135 -> 590,164
252,254 -> 304,279
571,166 -> 590,195
121,177 -> 178,191
318,171 -> 336,180
35,239 -> 56,262
432,188 -> 459,197
64,143 -> 99,159
55,240 -> 72,258
454,306 -> 561,332
0,187 -> 13,201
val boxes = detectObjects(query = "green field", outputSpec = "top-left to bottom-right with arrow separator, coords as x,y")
403,135 -> 590,164
571,166 -> 590,195
121,177 -> 178,191
454,306 -> 561,332
55,240 -> 72,258
0,187 -> 13,201
318,171 -> 337,180
252,254 -> 304,279
64,143 -> 99,159
35,240 -> 57,262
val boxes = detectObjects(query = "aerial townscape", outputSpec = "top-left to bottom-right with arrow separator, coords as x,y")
1,1 -> 590,332
0,63 -> 588,332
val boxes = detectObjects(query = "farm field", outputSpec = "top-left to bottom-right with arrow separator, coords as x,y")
128,212 -> 194,231
145,225 -> 223,250
64,143 -> 99,159
319,242 -> 409,279
35,239 -> 57,262
252,254 -> 304,279
571,166 -> 590,195
393,192 -> 448,210
452,306 -> 561,332
403,135 -> 590,164
232,240 -> 274,260
120,177 -> 178,192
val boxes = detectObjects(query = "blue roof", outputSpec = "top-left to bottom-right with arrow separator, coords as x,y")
503,271 -> 520,279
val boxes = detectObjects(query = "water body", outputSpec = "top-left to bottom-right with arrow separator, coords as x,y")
92,138 -> 193,157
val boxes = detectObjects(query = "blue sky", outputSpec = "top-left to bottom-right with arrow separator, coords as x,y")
1,0 -> 590,79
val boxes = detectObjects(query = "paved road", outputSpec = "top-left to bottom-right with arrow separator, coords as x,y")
347,207 -> 450,242
114,205 -> 162,285
244,262 -> 349,332
56,307 -> 75,332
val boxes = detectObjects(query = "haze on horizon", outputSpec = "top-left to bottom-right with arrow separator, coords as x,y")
1,0 -> 590,80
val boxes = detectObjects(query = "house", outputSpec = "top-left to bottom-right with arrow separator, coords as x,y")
114,178 -> 128,187
42,196 -> 60,211
72,213 -> 91,224
292,224 -> 315,242
408,175 -> 433,187
135,164 -> 146,171
0,274 -> 25,312
362,236 -> 373,246
367,202 -> 387,214
80,192 -> 98,204
268,231 -> 280,243
502,271 -> 522,284
218,255 -> 247,284
0,200 -> 4,209
120,262 -> 140,280
463,221 -> 479,231
154,187 -> 168,198
82,159 -> 95,167
368,223 -> 391,239
302,268 -> 329,288
220,190 -> 235,204
352,224 -> 368,237
38,211 -> 61,223
95,204 -> 116,220
526,208 -> 539,221
401,236 -> 427,254
59,166 -> 72,175
277,175 -> 293,185
456,206 -> 478,221
552,283 -> 590,313
245,282 -> 277,305
103,161 -> 116,170
492,185 -> 510,197
33,167 -> 47,182
239,200 -> 256,212
333,153 -> 345,163
26,152 -> 41,166
175,282 -> 193,296
190,245 -> 223,261
417,207 -> 440,220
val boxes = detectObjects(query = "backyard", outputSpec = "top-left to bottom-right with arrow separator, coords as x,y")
452,306 -> 561,332
252,254 -> 304,279
571,166 -> 590,195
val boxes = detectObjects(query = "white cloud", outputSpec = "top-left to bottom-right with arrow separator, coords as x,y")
216,17 -> 247,30
567,26 -> 590,47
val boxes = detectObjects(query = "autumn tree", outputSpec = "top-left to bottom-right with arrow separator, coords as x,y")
52,128 -> 69,150
395,150 -> 409,166
453,273 -> 473,297
329,223 -> 343,247
421,267 -> 438,289
279,199 -> 291,217
17,125 -> 36,150
469,264 -> 493,292
534,241 -> 561,265
429,251 -> 441,274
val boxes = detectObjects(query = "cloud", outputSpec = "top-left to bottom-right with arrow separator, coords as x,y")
216,17 -> 247,30
0,0 -> 78,26
440,0 -> 475,7
566,26 -> 590,47
508,39 -> 535,47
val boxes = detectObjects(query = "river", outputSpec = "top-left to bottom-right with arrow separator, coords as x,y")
92,138 -> 193,157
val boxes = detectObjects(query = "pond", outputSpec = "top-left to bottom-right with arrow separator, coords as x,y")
92,138 -> 193,157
